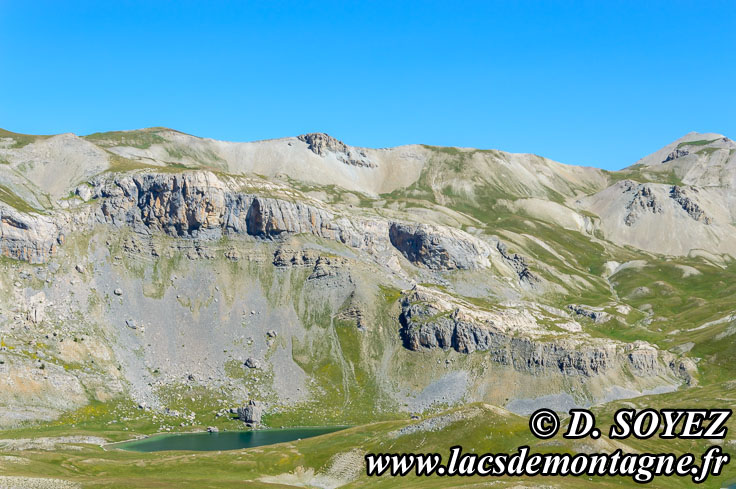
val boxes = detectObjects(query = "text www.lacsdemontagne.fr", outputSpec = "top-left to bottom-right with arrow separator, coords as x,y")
365,445 -> 729,484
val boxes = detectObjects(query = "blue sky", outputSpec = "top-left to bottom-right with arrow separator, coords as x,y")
1,1 -> 734,170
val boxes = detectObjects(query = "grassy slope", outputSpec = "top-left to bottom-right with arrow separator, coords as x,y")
0,128 -> 52,148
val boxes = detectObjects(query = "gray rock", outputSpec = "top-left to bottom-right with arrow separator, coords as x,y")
623,182 -> 662,226
399,287 -> 683,381
567,304 -> 610,324
496,242 -> 538,285
670,186 -> 712,224
113,288 -> 123,296
75,184 -> 94,201
273,248 -> 319,267
297,133 -> 376,168
662,148 -> 689,163
82,172 -> 492,273
244,357 -> 260,369
0,205 -> 61,263
237,400 -> 263,425
388,222 -> 491,270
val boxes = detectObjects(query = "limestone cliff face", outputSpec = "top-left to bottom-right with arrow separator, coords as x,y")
0,171 -> 543,280
389,222 -> 491,270
0,205 -> 61,263
90,171 -> 389,250
398,286 -> 690,381
82,171 -> 494,272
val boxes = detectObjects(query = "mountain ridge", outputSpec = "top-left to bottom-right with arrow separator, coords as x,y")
10,125 -> 727,169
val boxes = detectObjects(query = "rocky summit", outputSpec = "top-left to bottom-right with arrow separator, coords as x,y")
0,127 -> 735,485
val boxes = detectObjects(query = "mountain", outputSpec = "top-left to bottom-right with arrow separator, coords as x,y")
0,127 -> 734,487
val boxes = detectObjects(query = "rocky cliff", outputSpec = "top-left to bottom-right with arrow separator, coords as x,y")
399,286 -> 693,383
71,171 -> 500,274
0,205 -> 61,263
388,222 -> 491,271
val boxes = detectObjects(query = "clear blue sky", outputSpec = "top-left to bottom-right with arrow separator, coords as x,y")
1,1 -> 734,170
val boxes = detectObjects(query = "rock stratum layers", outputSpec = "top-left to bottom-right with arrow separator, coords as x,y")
4,171 -> 496,272
399,286 -> 693,383
77,171 -> 496,272
0,205 -> 61,263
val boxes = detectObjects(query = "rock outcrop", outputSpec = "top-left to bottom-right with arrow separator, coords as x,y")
495,242 -> 538,285
669,186 -> 711,224
297,133 -> 376,168
389,222 -> 491,270
91,172 -> 384,246
81,172 -> 496,273
623,182 -> 662,226
244,357 -> 260,369
237,400 -> 263,425
567,304 -> 610,324
273,248 -> 320,267
0,205 -> 61,263
399,287 -> 684,380
662,148 -> 689,163
0,171 -> 515,279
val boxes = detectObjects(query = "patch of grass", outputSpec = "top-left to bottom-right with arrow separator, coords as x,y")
105,153 -> 205,175
105,153 -> 159,173
607,164 -> 684,186
0,185 -> 39,213
85,129 -> 167,149
696,147 -> 720,156
611,260 -> 736,331
165,146 -> 225,168
677,138 -> 718,148
0,128 -> 51,148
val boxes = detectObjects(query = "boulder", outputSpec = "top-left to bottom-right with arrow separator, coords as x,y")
237,400 -> 263,425
244,357 -> 260,369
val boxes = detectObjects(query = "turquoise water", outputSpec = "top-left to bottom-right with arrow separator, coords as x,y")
113,426 -> 346,452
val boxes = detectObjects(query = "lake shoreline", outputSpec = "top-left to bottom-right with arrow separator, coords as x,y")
106,426 -> 350,453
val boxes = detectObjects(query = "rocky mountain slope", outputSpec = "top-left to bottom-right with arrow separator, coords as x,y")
0,127 -> 733,436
